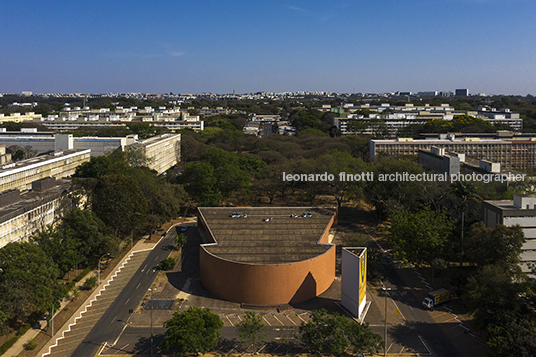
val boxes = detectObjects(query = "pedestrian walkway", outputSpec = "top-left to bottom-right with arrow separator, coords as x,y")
34,237 -> 159,357
42,251 -> 150,357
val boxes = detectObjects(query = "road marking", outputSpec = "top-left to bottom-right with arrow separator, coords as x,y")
236,314 -> 242,322
111,315 -> 117,324
225,315 -> 234,326
284,314 -> 297,325
98,342 -> 107,356
118,344 -> 129,352
272,314 -> 284,326
297,313 -> 307,323
420,337 -> 433,355
262,316 -> 271,326
112,324 -> 129,346
388,297 -> 406,320
387,342 -> 394,354
124,298 -> 130,305
136,283 -> 140,289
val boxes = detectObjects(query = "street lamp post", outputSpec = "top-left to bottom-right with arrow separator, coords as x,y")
380,286 -> 392,357
98,253 -> 110,286
148,288 -> 156,355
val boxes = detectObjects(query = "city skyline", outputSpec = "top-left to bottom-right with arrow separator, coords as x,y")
1,0 -> 535,95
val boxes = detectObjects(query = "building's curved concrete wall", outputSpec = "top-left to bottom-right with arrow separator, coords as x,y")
200,245 -> 335,306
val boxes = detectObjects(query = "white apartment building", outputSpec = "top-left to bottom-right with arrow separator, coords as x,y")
130,133 -> 181,174
482,195 -> 536,273
0,181 -> 69,249
0,149 -> 91,192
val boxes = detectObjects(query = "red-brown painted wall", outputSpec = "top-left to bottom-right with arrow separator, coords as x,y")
200,246 -> 335,306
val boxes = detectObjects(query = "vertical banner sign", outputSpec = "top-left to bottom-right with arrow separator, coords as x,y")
359,250 -> 367,306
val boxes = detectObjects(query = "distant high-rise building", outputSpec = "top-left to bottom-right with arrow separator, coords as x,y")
455,89 -> 469,96
20,91 -> 32,96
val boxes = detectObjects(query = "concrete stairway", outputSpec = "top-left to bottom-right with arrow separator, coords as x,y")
44,250 -> 150,357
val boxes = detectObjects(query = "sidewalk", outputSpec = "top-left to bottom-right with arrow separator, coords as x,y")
35,236 -> 161,357
4,234 -> 162,357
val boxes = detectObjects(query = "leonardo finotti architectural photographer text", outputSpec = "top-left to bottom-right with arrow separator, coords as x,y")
282,172 -> 526,184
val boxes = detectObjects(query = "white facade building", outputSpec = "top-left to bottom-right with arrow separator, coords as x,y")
482,195 -> 536,273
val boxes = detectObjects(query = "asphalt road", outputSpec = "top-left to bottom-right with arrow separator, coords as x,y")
379,256 -> 467,357
71,232 -> 177,357
102,326 -> 303,355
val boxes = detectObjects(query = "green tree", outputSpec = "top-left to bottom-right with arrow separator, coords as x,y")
347,120 -> 368,134
127,122 -> 161,139
390,208 -> 453,282
370,118 -> 389,138
92,174 -> 148,238
236,311 -> 266,350
316,150 -> 367,209
450,181 -> 481,267
344,320 -> 383,356
299,309 -> 350,355
340,135 -> 370,161
161,306 -> 224,356
175,233 -> 187,250
0,242 -> 60,325
299,309 -> 383,356
73,155 -> 113,178
238,155 -> 267,175
465,222 -> 525,271
62,208 -> 120,263
159,257 -> 176,271
180,162 -> 222,206
365,156 -> 429,218
463,264 -> 536,356
252,163 -> 286,204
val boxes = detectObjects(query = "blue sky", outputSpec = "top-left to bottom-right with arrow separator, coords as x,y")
1,0 -> 534,95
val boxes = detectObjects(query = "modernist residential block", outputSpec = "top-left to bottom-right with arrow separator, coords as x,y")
482,194 -> 536,273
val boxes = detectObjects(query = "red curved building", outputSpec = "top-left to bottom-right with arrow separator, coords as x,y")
197,207 -> 337,306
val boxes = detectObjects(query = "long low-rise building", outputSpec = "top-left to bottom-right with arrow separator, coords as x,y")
0,132 -> 137,157
0,149 -> 91,192
371,137 -> 514,168
34,118 -> 204,132
0,179 -> 70,249
0,132 -> 181,174
371,135 -> 536,170
130,133 -> 181,174
482,195 -> 536,274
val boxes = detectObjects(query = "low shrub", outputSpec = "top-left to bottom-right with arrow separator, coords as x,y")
74,267 -> 92,282
25,338 -> 37,351
0,336 -> 19,355
159,257 -> 176,271
82,276 -> 97,290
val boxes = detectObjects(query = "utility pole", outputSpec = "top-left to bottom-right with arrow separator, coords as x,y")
380,286 -> 392,356
148,288 -> 157,355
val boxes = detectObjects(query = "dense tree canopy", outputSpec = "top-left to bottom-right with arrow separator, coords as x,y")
465,222 -> 525,270
0,242 -> 60,327
161,306 -> 223,356
299,309 -> 382,356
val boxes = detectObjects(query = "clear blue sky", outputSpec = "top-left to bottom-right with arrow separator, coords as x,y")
1,0 -> 534,95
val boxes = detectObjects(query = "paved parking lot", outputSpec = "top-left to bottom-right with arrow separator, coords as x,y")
110,222 -> 486,357
219,311 -> 311,327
